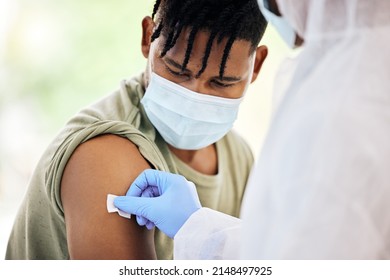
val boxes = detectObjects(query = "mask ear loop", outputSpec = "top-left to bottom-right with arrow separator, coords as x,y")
241,54 -> 256,98
263,0 -> 279,15
258,0 -> 297,48
145,45 -> 157,89
263,0 -> 270,10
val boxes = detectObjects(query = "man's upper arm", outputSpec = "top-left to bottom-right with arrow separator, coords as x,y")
61,134 -> 156,259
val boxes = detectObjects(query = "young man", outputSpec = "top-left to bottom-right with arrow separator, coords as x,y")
6,0 -> 268,259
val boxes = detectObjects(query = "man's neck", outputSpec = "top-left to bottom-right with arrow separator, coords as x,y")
168,144 -> 218,175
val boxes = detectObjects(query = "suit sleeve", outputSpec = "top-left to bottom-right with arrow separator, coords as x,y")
174,208 -> 242,260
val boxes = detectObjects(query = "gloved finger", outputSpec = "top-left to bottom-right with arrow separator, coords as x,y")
114,196 -> 155,220
136,215 -> 148,226
127,169 -> 161,196
145,220 -> 155,230
136,187 -> 157,226
141,186 -> 159,197
127,169 -> 182,197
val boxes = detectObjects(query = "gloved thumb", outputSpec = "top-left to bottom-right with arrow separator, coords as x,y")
114,196 -> 154,221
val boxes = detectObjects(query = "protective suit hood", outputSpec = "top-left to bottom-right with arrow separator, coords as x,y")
277,0 -> 390,43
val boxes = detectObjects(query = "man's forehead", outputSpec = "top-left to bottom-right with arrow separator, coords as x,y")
153,26 -> 254,78
156,29 -> 253,56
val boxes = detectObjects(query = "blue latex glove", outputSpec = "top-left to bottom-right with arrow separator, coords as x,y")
114,169 -> 202,238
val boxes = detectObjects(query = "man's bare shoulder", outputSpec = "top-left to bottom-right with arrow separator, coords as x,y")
61,134 -> 156,259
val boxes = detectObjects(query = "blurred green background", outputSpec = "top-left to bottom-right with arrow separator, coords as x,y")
1,0 -> 156,130
0,0 -> 290,257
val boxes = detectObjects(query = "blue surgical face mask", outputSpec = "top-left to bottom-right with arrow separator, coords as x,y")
258,0 -> 296,48
141,72 -> 244,150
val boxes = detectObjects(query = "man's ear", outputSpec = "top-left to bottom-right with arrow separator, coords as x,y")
141,16 -> 155,59
250,45 -> 268,83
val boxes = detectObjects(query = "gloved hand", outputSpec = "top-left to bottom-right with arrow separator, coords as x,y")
114,169 -> 202,238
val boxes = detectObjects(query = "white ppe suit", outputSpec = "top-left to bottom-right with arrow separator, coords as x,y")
174,0 -> 390,260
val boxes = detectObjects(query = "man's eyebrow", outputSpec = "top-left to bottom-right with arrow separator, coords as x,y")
164,57 -> 191,73
212,75 -> 242,82
164,56 -> 241,81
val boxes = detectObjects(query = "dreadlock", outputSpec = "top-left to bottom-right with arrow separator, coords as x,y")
150,0 -> 267,79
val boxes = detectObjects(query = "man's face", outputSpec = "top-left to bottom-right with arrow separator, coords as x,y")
141,17 -> 267,99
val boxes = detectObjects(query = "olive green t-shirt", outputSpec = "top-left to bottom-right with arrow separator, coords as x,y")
5,73 -> 254,260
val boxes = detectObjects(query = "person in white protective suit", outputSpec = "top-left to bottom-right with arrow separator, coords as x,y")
114,0 -> 390,259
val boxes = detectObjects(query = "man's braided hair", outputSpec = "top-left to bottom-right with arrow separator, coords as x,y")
150,0 -> 267,79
